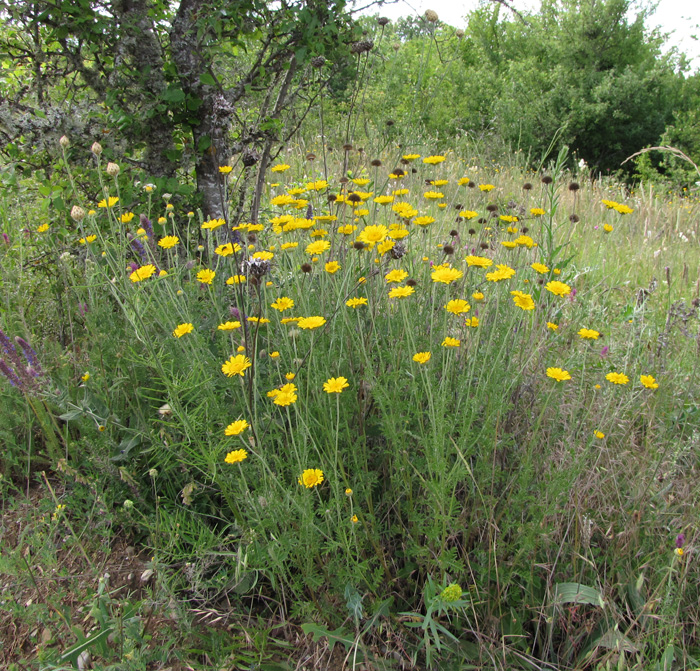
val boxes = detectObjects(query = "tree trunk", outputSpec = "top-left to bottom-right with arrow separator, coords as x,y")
170,0 -> 232,219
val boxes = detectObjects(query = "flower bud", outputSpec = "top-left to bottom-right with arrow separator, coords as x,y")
106,162 -> 120,177
71,205 -> 86,222
91,142 -> 103,156
425,9 -> 439,22
59,135 -> 70,148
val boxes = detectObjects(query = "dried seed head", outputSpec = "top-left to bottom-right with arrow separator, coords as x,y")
480,242 -> 489,249
244,256 -> 270,278
350,40 -> 374,54
343,144 -> 353,152
392,168 -> 405,177
71,205 -> 86,222
306,152 -> 316,161
106,162 -> 120,177
377,16 -> 389,26
386,119 -> 395,127
247,233 -> 257,243
390,242 -> 407,259
468,228 -> 476,235
424,9 -> 439,22
353,241 -> 365,251
568,182 -> 580,192
486,204 -> 498,212
569,214 -> 580,223
443,245 -> 454,255
347,193 -> 362,203
311,56 -> 326,68
541,175 -> 553,185
406,278 -> 417,287
371,159 -> 382,167
301,263 -> 312,273
455,29 -> 465,38
467,180 -> 476,188
521,227 -> 529,234
449,230 -> 459,237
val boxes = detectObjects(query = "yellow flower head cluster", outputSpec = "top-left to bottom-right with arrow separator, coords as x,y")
225,449 -> 248,464
511,290 -> 534,311
130,264 -> 156,282
486,264 -> 515,282
389,285 -> 414,299
545,280 -> 571,297
606,372 -> 629,385
374,195 -> 394,205
159,235 -> 180,249
358,225 -> 388,246
298,468 -> 324,488
306,240 -> 331,255
444,299 -> 470,315
197,269 -> 216,284
547,367 -> 571,382
465,255 -> 493,268
202,218 -> 226,230
431,265 -> 463,284
218,321 -> 241,330
578,328 -> 600,340
324,377 -> 349,393
298,316 -> 326,330
222,354 -> 252,377
225,419 -> 249,436
173,323 -> 193,338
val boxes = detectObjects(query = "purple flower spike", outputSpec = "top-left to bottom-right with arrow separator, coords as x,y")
0,359 -> 22,388
600,346 -> 609,358
676,534 -> 685,548
2,233 -> 10,246
15,336 -> 40,368
129,236 -> 148,262
140,214 -> 154,240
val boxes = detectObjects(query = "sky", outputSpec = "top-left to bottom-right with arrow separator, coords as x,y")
360,0 -> 700,70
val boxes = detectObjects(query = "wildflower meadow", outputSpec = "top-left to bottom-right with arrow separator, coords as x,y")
2,136 -> 699,669
1,1 -> 700,668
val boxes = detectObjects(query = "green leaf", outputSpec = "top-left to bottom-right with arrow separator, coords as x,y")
163,87 -> 185,103
552,582 -> 606,608
199,73 -> 216,86
300,623 -> 355,653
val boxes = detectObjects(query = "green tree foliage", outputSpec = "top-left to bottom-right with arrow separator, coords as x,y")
0,0 -> 360,216
353,0 -> 689,175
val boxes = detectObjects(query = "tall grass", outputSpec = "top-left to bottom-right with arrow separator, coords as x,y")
1,139 -> 699,669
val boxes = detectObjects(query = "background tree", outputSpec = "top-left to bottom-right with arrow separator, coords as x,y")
0,0 -> 361,217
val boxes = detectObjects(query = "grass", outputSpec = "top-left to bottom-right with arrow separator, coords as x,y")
1,138 -> 699,669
